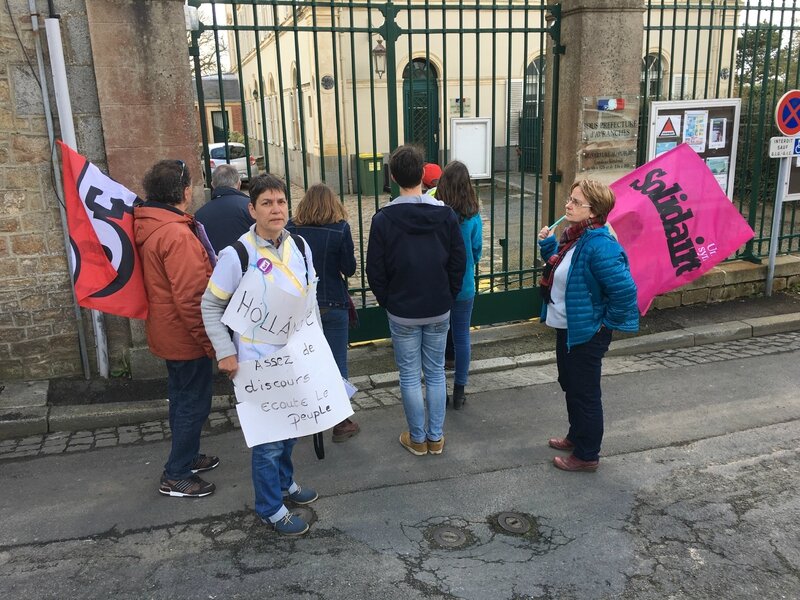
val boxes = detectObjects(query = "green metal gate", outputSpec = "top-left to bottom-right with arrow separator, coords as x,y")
638,1 -> 800,262
189,0 -> 561,341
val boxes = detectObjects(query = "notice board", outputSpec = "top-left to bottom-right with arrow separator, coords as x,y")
647,98 -> 741,198
450,117 -> 492,179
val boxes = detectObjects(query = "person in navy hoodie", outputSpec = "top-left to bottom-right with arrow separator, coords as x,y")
537,179 -> 638,472
195,164 -> 255,253
367,145 -> 466,456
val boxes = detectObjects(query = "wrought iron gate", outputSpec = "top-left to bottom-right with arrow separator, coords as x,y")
190,0 -> 561,341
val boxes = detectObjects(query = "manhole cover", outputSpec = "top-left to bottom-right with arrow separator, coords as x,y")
291,506 -> 317,525
428,525 -> 471,549
496,512 -> 532,534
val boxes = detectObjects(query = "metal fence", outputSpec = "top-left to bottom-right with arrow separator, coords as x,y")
189,1 -> 800,341
640,0 -> 800,261
189,0 -> 559,340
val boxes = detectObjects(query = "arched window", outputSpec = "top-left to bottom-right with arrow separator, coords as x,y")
524,55 -> 546,116
290,67 -> 301,149
402,58 -> 438,81
267,75 -> 277,145
642,53 -> 664,99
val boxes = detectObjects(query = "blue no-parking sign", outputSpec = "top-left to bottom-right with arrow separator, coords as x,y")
775,90 -> 800,136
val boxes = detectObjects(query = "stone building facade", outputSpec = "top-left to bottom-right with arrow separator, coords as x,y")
1,0 -> 108,379
1,0 -> 200,380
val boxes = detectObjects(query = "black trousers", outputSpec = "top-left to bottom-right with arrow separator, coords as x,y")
555,327 -> 612,462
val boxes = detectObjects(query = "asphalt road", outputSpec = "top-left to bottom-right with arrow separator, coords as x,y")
2,345 -> 799,599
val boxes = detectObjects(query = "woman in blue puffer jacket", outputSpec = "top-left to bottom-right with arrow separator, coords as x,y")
537,179 -> 638,472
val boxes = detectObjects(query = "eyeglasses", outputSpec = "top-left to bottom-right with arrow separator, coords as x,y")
176,159 -> 186,183
566,196 -> 591,208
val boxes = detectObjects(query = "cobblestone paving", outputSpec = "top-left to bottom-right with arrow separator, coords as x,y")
2,331 -> 799,461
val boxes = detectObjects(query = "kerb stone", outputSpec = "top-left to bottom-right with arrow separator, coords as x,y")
0,381 -> 48,409
469,357 -> 516,374
685,321 -> 752,345
607,330 -> 695,356
0,407 -> 48,440
49,400 -> 171,432
370,372 -> 399,388
514,351 -> 556,367
743,312 -> 800,337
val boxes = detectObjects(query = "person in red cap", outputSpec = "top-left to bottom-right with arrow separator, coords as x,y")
422,162 -> 443,195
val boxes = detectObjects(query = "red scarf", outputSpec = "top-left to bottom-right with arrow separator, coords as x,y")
539,216 -> 606,304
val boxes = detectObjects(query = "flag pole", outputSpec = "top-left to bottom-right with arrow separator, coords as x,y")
29,3 -> 90,379
44,13 -> 109,378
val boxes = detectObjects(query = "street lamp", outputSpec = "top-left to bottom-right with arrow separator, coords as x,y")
372,38 -> 386,79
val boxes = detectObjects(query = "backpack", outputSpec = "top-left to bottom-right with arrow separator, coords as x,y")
231,234 -> 324,460
232,233 -> 309,284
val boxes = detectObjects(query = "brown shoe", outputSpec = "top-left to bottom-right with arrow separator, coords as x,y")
553,454 -> 599,472
427,435 -> 445,455
548,437 -> 575,451
332,418 -> 360,442
399,432 -> 428,456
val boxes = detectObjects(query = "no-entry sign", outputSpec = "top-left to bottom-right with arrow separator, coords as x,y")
775,90 -> 800,136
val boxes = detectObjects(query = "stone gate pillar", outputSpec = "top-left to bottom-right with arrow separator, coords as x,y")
542,0 -> 644,226
85,0 -> 203,377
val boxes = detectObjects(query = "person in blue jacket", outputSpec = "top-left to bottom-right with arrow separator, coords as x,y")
436,161 -> 482,410
537,179 -> 638,472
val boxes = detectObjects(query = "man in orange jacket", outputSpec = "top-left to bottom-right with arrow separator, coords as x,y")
134,159 -> 219,498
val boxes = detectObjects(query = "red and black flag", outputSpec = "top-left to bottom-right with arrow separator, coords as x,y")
59,140 -> 148,319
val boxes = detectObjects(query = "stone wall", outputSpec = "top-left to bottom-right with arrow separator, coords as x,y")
0,0 -> 113,379
652,255 -> 800,310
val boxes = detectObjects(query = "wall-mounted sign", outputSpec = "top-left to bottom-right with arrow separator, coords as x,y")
450,117 -> 492,179
449,97 -> 471,116
769,136 -> 800,158
578,95 -> 640,172
647,98 -> 741,198
321,75 -> 335,90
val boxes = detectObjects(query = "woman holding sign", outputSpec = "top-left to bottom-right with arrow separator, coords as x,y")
287,183 -> 360,442
202,174 -> 326,536
537,180 -> 638,472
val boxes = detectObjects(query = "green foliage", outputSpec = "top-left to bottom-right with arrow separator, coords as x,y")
736,22 -> 784,90
110,353 -> 132,379
228,130 -> 245,143
734,23 -> 800,204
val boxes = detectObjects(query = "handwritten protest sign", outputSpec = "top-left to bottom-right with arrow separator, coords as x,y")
609,143 -> 754,314
221,268 -> 317,345
232,308 -> 353,447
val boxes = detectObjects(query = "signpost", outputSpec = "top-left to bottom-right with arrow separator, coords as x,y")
767,90 -> 800,295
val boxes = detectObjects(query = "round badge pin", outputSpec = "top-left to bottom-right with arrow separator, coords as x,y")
256,258 -> 273,274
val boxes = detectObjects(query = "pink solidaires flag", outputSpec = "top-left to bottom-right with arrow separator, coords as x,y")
608,143 -> 754,314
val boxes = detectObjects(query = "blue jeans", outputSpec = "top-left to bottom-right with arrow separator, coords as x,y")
555,327 -> 612,462
252,438 -> 297,519
321,307 -> 349,378
450,297 -> 475,386
388,318 -> 449,443
164,357 -> 213,480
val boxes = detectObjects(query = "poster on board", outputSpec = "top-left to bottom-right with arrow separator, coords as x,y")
709,118 -> 727,149
682,110 -> 709,152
